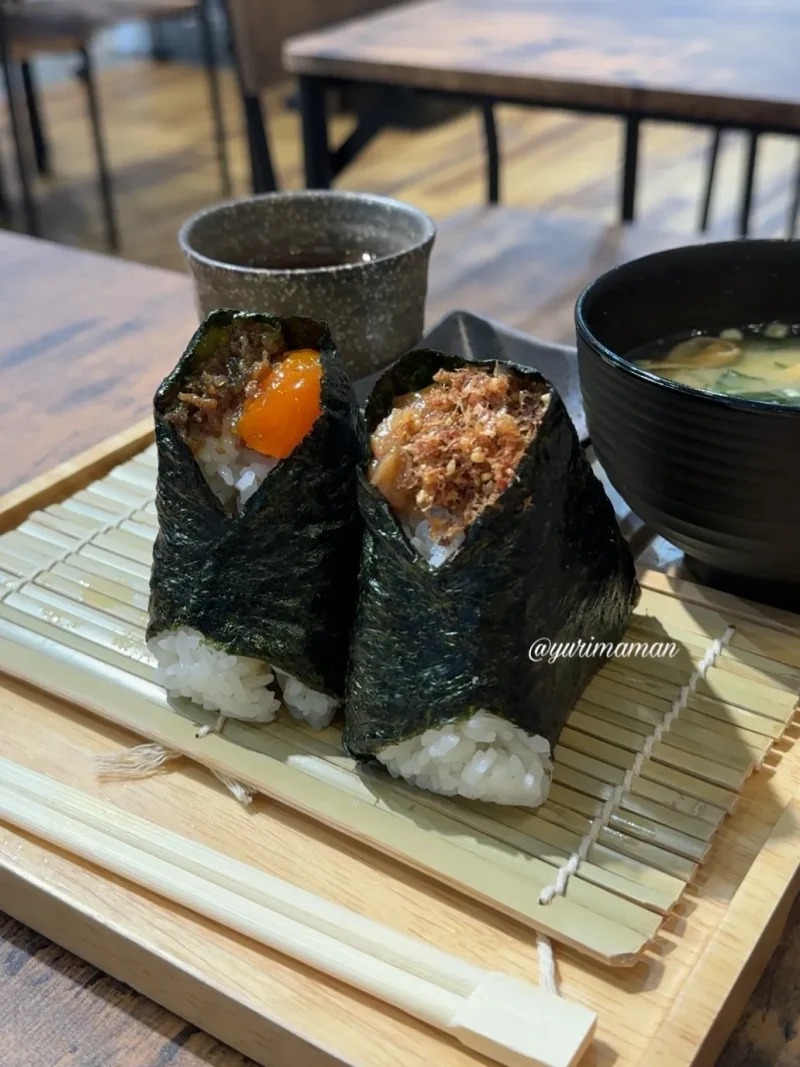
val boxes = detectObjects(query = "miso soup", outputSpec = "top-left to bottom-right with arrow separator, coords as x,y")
628,323 -> 800,406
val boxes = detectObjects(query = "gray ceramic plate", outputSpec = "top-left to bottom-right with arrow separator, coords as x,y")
354,310 -> 585,441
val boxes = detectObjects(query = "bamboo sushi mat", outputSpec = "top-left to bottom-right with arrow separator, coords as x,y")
0,442 -> 798,967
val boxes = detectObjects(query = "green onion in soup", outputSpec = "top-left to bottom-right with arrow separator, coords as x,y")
629,322 -> 800,405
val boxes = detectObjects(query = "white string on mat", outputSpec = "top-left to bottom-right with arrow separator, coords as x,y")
95,743 -> 180,778
536,933 -> 558,994
536,624 -> 736,995
93,743 -> 256,806
197,714 -> 228,739
212,770 -> 255,806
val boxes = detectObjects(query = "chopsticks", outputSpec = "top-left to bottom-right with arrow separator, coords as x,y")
0,757 -> 595,1067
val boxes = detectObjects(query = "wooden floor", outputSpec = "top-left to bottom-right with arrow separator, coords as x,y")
1,59 -> 800,271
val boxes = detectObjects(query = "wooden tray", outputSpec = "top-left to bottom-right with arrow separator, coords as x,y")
3,431 -> 799,964
1,422 -> 800,1067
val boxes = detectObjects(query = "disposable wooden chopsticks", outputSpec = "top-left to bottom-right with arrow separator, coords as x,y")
0,757 -> 595,1067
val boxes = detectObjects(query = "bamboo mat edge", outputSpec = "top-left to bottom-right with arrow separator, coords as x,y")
0,419 -> 154,535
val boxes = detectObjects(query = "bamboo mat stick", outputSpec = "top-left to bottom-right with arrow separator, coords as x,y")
0,761 -> 595,1067
0,756 -> 477,995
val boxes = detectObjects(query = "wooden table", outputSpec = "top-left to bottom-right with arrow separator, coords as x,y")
284,0 -> 800,235
0,230 -> 197,495
0,217 -> 796,1066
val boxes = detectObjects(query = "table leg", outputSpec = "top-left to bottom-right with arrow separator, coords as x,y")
739,131 -> 759,237
620,115 -> 640,223
0,11 -> 39,235
78,46 -> 120,253
299,75 -> 332,188
0,143 -> 7,218
787,150 -> 800,237
20,59 -> 50,176
699,128 -> 723,232
196,0 -> 232,198
482,103 -> 500,204
242,93 -> 277,194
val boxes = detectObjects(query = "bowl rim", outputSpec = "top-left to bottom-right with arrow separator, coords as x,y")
574,238 -> 800,418
178,190 -> 437,277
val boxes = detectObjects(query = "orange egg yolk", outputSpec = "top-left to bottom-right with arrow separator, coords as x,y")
237,349 -> 322,458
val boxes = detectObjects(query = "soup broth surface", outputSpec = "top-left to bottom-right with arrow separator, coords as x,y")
629,323 -> 800,405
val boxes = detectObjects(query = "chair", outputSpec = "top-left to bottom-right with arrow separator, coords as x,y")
93,0 -> 232,198
0,0 -> 114,242
0,0 -> 231,251
698,127 -> 800,238
221,0 -> 411,194
698,128 -> 761,238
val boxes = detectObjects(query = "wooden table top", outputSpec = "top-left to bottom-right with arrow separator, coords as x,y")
428,205 -> 697,342
0,218 -> 794,1066
0,230 -> 197,495
285,0 -> 800,131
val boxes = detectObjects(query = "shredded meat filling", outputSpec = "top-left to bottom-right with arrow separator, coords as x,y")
370,365 -> 548,544
165,322 -> 284,439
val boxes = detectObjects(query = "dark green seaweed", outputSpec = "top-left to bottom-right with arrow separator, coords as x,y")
148,310 -> 366,698
344,349 -> 640,756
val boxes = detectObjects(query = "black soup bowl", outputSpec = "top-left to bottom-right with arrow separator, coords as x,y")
575,240 -> 800,609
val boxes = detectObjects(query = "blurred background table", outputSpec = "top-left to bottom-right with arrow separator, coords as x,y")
285,0 -> 800,236
1,214 -> 799,1066
5,0 -> 800,261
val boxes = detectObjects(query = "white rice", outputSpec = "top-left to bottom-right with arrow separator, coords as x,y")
408,516 -> 464,568
274,669 -> 339,730
149,627 -> 280,722
194,414 -> 278,512
149,627 -> 339,728
377,709 -> 552,806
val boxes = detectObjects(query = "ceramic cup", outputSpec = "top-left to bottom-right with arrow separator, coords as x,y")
179,190 -> 436,379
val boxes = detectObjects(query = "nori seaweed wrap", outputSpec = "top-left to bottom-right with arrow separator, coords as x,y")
344,349 -> 639,805
148,310 -> 365,727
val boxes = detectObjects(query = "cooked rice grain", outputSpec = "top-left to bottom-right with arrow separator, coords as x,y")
149,628 -> 338,729
377,709 -> 552,806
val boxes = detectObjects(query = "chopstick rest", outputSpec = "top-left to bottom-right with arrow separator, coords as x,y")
0,757 -> 596,1067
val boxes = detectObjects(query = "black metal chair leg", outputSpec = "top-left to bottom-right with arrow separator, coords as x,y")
78,46 -> 119,253
788,151 -> 800,237
482,103 -> 500,205
0,12 -> 39,235
0,143 -> 9,220
299,76 -> 331,188
20,59 -> 50,175
196,0 -> 232,197
243,94 -> 277,194
217,0 -> 277,194
738,131 -> 759,238
149,19 -> 172,62
620,115 -> 640,223
699,128 -> 723,232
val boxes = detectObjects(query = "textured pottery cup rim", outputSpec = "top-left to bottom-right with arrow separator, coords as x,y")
179,189 -> 437,277
576,237 -> 800,420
